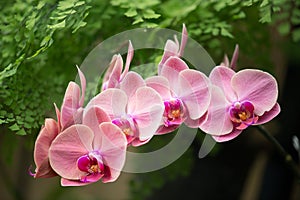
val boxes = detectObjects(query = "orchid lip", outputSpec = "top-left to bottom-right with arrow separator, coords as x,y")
112,117 -> 138,144
229,101 -> 258,129
163,98 -> 186,127
77,152 -> 105,182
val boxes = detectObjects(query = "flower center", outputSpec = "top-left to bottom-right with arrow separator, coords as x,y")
229,101 -> 258,130
112,117 -> 138,144
77,152 -> 105,182
163,98 -> 185,127
238,111 -> 248,121
89,164 -> 100,174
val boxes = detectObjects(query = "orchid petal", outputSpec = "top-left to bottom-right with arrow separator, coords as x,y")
212,129 -> 243,142
104,54 -> 123,90
54,103 -> 61,131
221,54 -> 229,67
83,173 -> 104,183
199,85 -> 233,136
145,76 -> 172,100
87,88 -> 128,119
34,159 -> 57,178
230,44 -> 239,70
34,119 -> 59,178
158,40 -> 179,74
178,23 -> 188,57
178,69 -> 211,120
184,112 -> 207,128
158,24 -> 188,74
95,122 -> 127,182
232,69 -> 278,116
61,174 -> 103,186
120,71 -> 145,101
120,40 -> 134,80
49,125 -> 93,180
255,103 -> 280,125
128,87 -> 164,141
103,55 -> 118,83
102,55 -> 117,90
76,66 -> 86,107
60,82 -> 81,129
155,124 -> 179,135
161,57 -> 189,94
162,56 -> 189,75
209,66 -> 237,102
61,108 -> 83,130
131,137 -> 152,147
34,119 -> 59,167
83,106 -> 111,134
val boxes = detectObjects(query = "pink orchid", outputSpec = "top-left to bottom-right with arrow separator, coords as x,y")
147,56 -> 211,134
87,71 -> 164,146
101,41 -> 134,91
199,65 -> 280,142
60,66 -> 86,130
48,106 -> 127,186
32,67 -> 86,178
158,24 -> 188,74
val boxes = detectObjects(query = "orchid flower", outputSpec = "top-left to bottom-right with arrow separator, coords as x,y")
101,41 -> 134,91
48,106 -> 127,186
87,72 -> 164,146
147,56 -> 211,134
32,67 -> 86,178
158,24 -> 188,74
199,65 -> 280,142
60,66 -> 86,130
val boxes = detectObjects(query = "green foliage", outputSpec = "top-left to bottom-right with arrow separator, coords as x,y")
272,0 -> 300,42
111,0 -> 161,27
0,0 -> 91,135
0,0 -> 91,82
0,64 -> 65,135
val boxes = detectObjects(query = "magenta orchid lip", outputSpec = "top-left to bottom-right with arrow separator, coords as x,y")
229,101 -> 259,130
112,117 -> 138,144
163,98 -> 186,127
77,152 -> 105,183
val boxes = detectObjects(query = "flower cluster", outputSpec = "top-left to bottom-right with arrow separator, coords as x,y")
32,25 -> 280,186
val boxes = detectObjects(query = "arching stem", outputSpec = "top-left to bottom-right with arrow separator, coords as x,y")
255,125 -> 300,182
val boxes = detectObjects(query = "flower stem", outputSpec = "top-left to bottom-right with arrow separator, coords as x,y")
255,125 -> 300,182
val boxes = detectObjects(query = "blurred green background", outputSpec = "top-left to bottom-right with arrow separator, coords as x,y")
1,0 -> 300,199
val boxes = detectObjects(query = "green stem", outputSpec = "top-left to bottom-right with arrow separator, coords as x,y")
255,125 -> 300,181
